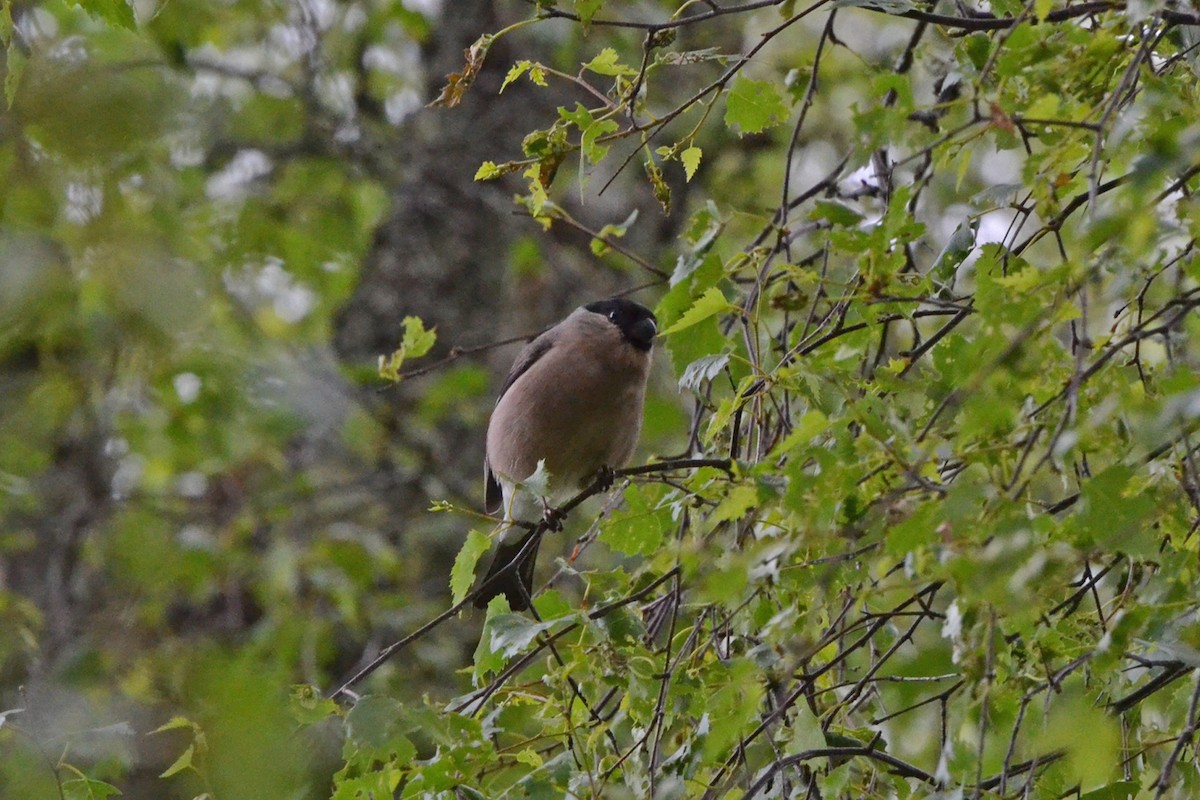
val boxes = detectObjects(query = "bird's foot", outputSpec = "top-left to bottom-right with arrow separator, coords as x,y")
594,465 -> 616,492
542,504 -> 565,532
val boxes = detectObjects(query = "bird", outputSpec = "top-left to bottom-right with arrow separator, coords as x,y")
473,297 -> 658,611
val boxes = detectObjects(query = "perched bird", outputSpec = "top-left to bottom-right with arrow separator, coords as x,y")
473,297 -> 658,610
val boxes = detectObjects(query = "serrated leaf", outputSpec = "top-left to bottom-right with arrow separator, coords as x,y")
475,160 -> 522,182
501,61 -> 532,93
487,613 -> 560,659
333,771 -> 402,800
475,161 -> 501,180
681,146 -> 702,181
679,352 -> 730,391
65,0 -> 137,29
660,287 -> 730,335
724,76 -> 788,135
520,459 -> 551,497
559,102 -> 592,129
401,316 -> 435,357
601,485 -> 670,556
379,316 -> 437,382
658,47 -> 728,65
584,47 -> 635,76
710,484 -> 758,524
515,748 -> 544,767
451,530 -> 492,605
973,182 -> 1024,206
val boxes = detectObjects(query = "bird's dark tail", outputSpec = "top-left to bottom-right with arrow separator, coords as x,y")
473,528 -> 541,611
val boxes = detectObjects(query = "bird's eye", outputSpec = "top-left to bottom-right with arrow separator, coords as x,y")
608,310 -> 618,322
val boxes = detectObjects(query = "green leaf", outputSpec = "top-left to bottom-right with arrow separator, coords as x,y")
289,684 -> 340,725
1073,465 -> 1158,555
681,145 -> 702,181
451,530 -> 492,605
346,695 -> 405,749
679,352 -> 730,391
501,61 -> 532,93
581,117 -> 619,164
487,613 -> 561,659
472,597 -> 510,677
159,744 -> 195,779
1078,783 -> 1142,800
5,45 -> 25,109
724,76 -> 788,135
63,777 -> 123,800
151,716 -> 199,735
777,409 -> 829,452
810,200 -> 864,226
702,658 -> 765,759
475,161 -> 501,180
590,209 -> 638,256
584,47 -> 635,76
930,217 -> 978,285
659,286 -> 730,335
519,459 -> 551,497
710,483 -> 759,524
601,485 -> 670,556
575,0 -> 605,29
64,0 -> 137,29
402,315 -> 436,357
378,316 -> 437,382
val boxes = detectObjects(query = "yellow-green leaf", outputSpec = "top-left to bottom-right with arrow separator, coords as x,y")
660,287 -> 730,335
681,146 -> 702,181
724,76 -> 788,135
584,47 -> 635,77
451,529 -> 493,605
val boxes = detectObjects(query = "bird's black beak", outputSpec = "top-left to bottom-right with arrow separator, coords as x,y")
628,317 -> 658,351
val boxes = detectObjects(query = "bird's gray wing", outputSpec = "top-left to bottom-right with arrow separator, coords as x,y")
485,331 -> 556,513
496,332 -> 555,402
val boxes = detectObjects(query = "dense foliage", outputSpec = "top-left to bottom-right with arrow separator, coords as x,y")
3,0 -> 1200,798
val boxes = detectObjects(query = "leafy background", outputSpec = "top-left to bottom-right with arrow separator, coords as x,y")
2,0 -> 1200,798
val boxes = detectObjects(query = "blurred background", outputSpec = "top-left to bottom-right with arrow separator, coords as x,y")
0,1 -> 706,793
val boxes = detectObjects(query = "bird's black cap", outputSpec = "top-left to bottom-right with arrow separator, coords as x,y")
585,298 -> 658,352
